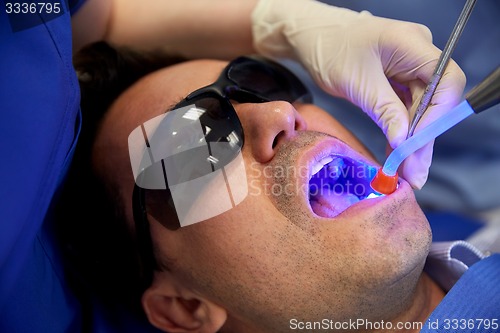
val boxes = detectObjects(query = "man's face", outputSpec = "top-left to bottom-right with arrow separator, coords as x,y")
96,59 -> 432,332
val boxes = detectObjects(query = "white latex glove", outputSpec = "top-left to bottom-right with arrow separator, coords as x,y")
252,0 -> 465,189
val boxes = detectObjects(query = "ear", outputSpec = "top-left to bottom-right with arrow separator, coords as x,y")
142,276 -> 227,333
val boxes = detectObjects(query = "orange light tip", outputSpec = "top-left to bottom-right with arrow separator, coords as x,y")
370,169 -> 398,195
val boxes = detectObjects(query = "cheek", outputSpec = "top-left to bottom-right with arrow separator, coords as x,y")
297,104 -> 375,160
169,200 -> 306,304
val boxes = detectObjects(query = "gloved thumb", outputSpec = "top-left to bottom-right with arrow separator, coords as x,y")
399,140 -> 434,189
360,67 -> 410,149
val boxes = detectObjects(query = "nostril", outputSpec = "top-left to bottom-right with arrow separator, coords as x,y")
294,113 -> 307,131
294,121 -> 300,131
272,130 -> 285,149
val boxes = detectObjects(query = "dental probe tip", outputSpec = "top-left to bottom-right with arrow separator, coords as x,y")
370,169 -> 398,195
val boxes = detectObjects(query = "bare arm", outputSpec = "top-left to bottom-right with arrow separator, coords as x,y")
72,0 -> 257,59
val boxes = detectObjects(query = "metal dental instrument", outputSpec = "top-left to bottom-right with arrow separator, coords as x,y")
407,0 -> 478,138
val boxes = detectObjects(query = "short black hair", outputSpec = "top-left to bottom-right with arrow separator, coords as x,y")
54,42 -> 186,318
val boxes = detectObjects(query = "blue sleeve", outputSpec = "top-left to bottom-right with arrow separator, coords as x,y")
1,2 -> 161,332
0,0 -> 83,330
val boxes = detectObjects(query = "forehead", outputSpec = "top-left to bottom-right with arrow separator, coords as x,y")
111,59 -> 229,129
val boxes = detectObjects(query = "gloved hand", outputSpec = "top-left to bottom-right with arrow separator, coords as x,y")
252,0 -> 466,189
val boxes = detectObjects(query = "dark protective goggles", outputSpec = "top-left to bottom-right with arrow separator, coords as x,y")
130,55 -> 312,285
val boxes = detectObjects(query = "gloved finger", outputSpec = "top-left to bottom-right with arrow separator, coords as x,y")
399,140 -> 434,190
410,59 -> 466,132
380,22 -> 436,84
389,79 -> 414,111
359,63 -> 410,149
381,22 -> 464,110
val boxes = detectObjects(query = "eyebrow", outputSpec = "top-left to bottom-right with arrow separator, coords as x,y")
164,97 -> 185,113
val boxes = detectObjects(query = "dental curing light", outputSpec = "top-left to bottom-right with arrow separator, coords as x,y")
371,66 -> 500,195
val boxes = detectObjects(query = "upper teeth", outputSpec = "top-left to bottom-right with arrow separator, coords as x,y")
311,156 -> 336,177
311,156 -> 350,178
327,157 -> 344,176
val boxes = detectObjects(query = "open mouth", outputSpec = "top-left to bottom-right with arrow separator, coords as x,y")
309,155 -> 380,218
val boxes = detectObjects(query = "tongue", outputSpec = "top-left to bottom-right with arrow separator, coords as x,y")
310,187 -> 360,218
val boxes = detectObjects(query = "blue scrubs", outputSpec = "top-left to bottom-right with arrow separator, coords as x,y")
1,2 -> 162,331
1,1 -> 91,331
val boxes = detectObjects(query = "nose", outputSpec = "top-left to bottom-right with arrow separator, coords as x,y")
236,101 -> 307,163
